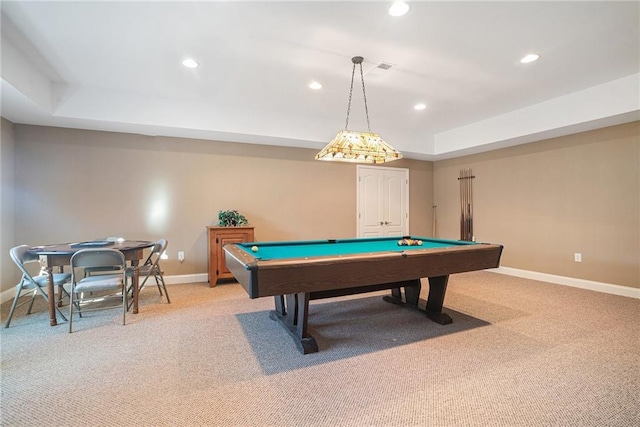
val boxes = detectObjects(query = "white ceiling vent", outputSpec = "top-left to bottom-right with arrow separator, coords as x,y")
364,61 -> 395,79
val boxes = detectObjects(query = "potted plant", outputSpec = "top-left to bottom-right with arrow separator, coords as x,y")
217,210 -> 249,227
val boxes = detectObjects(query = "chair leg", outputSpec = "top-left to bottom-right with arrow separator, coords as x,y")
69,290 -> 75,333
122,285 -> 127,326
154,275 -> 163,296
57,284 -> 70,307
139,274 -> 150,293
26,289 -> 38,314
158,275 -> 170,304
77,292 -> 85,318
3,286 -> 24,328
32,285 -> 68,322
69,289 -> 82,333
126,277 -> 135,311
5,282 -> 68,328
53,302 -> 68,322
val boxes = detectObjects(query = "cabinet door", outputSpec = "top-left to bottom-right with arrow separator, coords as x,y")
209,227 -> 255,287
217,233 -> 250,278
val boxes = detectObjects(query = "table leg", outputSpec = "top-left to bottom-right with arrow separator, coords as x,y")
269,292 -> 319,354
382,277 -> 453,325
46,267 -> 58,326
131,260 -> 140,314
274,295 -> 285,315
382,279 -> 422,307
425,275 -> 452,325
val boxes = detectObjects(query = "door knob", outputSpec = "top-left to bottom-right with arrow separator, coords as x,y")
384,221 -> 390,225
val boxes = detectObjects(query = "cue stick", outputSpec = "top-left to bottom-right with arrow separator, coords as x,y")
466,169 -> 470,241
464,168 -> 468,241
462,169 -> 466,240
467,203 -> 472,241
464,168 -> 469,240
432,205 -> 437,237
469,168 -> 474,241
458,168 -> 475,241
459,169 -> 464,240
464,168 -> 468,240
464,169 -> 468,239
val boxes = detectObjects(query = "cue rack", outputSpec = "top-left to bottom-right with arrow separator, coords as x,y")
458,168 -> 475,241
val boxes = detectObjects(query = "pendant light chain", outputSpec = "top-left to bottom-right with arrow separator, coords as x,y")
344,56 -> 371,132
358,61 -> 372,133
344,62 -> 356,130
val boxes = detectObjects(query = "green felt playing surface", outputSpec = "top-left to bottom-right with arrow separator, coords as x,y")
238,236 -> 476,260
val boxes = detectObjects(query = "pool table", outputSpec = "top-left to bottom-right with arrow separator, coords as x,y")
224,236 -> 503,354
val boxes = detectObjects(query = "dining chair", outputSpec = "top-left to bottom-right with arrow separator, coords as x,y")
5,245 -> 71,328
68,248 -> 127,333
82,238 -> 120,277
128,239 -> 170,304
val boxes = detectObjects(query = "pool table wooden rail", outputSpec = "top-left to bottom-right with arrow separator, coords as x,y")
224,242 -> 503,299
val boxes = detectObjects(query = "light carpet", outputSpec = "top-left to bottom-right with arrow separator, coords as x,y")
1,272 -> 638,426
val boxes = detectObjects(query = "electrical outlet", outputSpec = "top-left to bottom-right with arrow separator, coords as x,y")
178,251 -> 185,262
574,253 -> 582,263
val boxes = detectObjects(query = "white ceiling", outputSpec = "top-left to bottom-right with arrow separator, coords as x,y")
1,1 -> 639,161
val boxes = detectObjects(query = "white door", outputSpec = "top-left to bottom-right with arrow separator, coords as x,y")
357,165 -> 409,237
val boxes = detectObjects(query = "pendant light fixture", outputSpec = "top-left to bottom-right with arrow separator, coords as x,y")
316,56 -> 402,164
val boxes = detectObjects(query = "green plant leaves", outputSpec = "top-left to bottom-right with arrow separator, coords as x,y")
218,210 -> 249,227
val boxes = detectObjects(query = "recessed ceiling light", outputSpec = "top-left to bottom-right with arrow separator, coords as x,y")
414,103 -> 426,110
309,81 -> 322,90
182,58 -> 199,68
389,1 -> 410,17
520,54 -> 540,64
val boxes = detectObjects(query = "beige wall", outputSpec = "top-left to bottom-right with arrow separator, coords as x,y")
2,124 -> 433,293
434,122 -> 639,288
1,118 -> 16,291
3,121 -> 637,293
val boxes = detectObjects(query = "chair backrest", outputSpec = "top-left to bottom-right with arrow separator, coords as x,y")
11,245 -> 69,285
142,239 -> 168,268
10,245 -> 40,280
71,249 -> 126,278
10,245 -> 39,264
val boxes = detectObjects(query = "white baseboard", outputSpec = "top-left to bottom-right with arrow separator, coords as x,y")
490,266 -> 640,299
1,287 -> 14,305
3,270 -> 637,304
162,273 -> 208,285
0,273 -> 210,305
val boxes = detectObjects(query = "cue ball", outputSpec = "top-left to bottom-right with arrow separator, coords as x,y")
251,246 -> 259,252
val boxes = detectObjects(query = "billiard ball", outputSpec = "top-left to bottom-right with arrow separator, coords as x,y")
251,245 -> 259,252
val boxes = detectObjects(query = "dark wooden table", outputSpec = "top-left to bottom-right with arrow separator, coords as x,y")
28,240 -> 154,326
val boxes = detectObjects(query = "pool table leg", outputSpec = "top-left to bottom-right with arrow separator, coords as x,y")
383,276 -> 453,325
383,279 -> 422,307
270,293 -> 319,354
425,275 -> 453,325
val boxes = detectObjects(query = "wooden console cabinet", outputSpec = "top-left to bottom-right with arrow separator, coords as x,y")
207,226 -> 255,287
